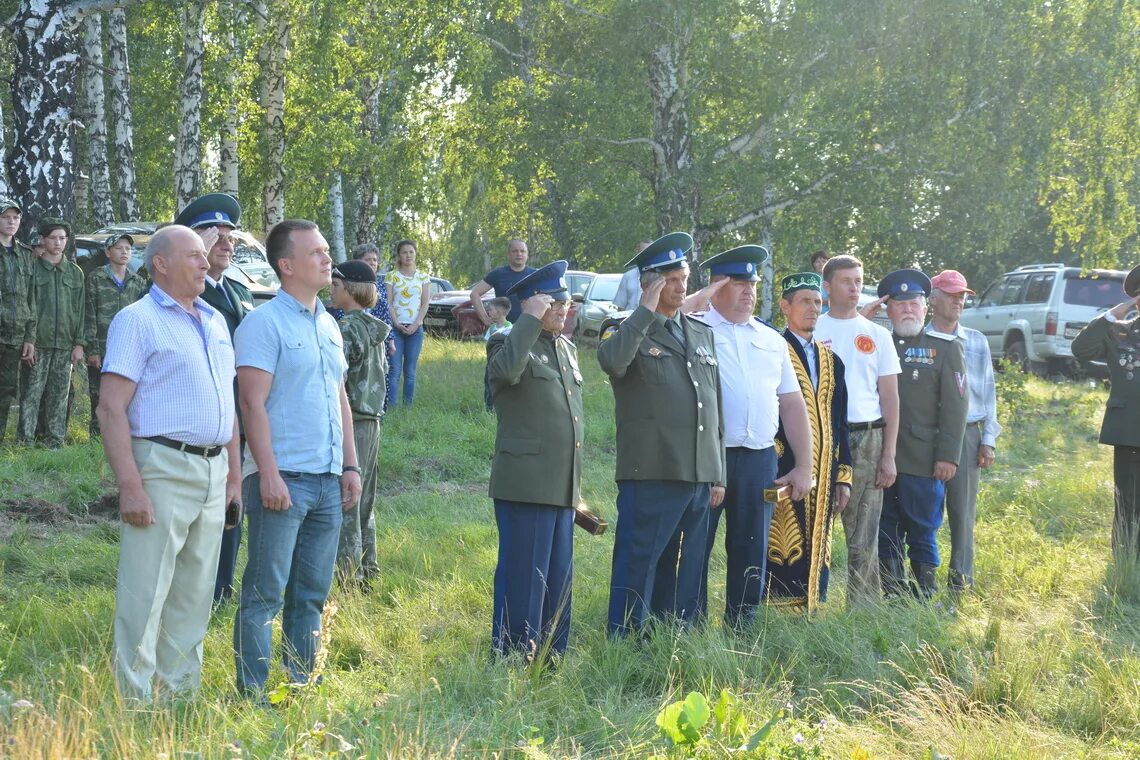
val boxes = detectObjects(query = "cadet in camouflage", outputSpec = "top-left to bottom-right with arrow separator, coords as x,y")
0,198 -> 37,443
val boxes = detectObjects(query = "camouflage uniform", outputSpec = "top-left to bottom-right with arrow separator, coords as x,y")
0,239 -> 36,443
335,310 -> 390,583
81,265 -> 148,437
19,256 -> 84,447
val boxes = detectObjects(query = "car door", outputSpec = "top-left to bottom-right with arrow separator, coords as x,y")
961,276 -> 1012,355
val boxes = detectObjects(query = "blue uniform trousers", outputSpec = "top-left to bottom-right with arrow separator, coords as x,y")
607,480 -> 711,636
492,499 -> 574,657
703,446 -> 777,626
880,473 -> 945,566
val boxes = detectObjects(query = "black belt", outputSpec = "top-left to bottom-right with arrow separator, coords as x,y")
146,436 -> 224,458
849,419 -> 885,431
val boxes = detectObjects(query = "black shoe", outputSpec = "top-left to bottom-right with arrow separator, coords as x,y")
947,570 -> 971,593
911,561 -> 938,600
880,557 -> 908,597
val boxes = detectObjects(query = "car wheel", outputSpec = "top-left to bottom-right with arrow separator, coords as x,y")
1004,340 -> 1028,372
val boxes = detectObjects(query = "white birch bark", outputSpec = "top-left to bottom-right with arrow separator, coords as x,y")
258,0 -> 288,230
0,93 -> 10,198
354,74 -> 380,244
174,0 -> 204,214
83,13 -> 114,225
328,173 -> 346,263
108,7 -> 140,221
219,0 -> 240,196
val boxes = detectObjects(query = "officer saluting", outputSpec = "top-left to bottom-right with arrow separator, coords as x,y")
879,269 -> 968,598
598,232 -> 726,636
487,260 -> 584,661
1072,264 -> 1140,559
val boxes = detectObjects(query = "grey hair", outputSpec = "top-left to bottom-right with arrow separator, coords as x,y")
352,242 -> 380,258
143,225 -> 187,274
640,263 -> 688,288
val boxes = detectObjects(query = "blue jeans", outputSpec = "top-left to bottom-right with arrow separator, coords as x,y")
880,473 -> 945,566
233,471 -> 342,693
387,325 -> 424,407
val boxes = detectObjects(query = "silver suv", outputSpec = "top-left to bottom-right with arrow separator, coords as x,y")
959,263 -> 1129,375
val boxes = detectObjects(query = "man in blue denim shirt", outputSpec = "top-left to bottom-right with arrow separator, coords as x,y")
232,219 -> 363,696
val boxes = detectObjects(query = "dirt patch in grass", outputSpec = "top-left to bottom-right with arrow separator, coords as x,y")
0,498 -> 76,526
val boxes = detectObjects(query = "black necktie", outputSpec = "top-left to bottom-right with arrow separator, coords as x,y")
665,318 -> 684,346
216,281 -> 233,310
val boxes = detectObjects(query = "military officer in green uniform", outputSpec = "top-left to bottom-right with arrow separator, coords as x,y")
0,197 -> 37,443
174,192 -> 253,604
82,232 -> 148,438
1072,265 -> 1140,559
878,269 -> 968,598
488,260 -> 584,659
19,219 -> 84,448
598,232 -> 726,635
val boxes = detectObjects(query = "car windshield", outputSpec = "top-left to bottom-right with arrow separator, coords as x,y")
1063,277 -> 1126,309
589,276 -> 621,302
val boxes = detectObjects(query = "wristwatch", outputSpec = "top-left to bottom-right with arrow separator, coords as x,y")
342,465 -> 362,475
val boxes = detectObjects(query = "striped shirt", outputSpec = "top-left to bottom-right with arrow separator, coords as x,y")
925,322 -> 1002,447
102,283 -> 236,446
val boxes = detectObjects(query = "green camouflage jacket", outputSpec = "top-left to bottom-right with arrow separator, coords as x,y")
82,265 -> 148,356
30,256 -> 85,349
339,310 -> 390,420
0,240 -> 37,347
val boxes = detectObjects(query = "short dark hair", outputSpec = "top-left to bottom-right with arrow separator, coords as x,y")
810,250 -> 830,265
822,254 -> 863,283
393,239 -> 416,257
352,242 -> 379,259
489,297 -> 511,313
265,219 -> 318,277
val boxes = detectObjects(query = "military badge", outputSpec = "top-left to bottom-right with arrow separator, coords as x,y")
648,347 -> 663,357
855,334 -> 876,354
954,371 -> 966,397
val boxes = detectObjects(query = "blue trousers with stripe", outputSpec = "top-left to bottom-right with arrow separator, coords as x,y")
880,473 -> 945,566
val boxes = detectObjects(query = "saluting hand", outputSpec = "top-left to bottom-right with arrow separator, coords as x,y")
522,293 -> 553,319
341,470 -> 362,511
639,276 -> 667,312
860,296 -> 888,321
196,225 -> 220,251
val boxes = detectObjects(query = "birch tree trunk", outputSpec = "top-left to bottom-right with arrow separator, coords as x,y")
354,74 -> 380,244
0,94 -> 9,198
759,223 -> 775,321
6,1 -> 83,231
647,3 -> 698,253
83,13 -> 114,225
108,7 -> 140,221
328,173 -> 346,262
174,0 -> 204,214
219,0 -> 240,196
258,0 -> 288,230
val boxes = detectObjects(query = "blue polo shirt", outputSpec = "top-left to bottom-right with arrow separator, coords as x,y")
234,289 -> 348,477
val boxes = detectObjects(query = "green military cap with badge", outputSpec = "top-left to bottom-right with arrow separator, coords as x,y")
0,197 -> 21,214
699,244 -> 769,282
781,271 -> 823,296
175,193 -> 241,230
37,217 -> 71,237
625,232 -> 693,272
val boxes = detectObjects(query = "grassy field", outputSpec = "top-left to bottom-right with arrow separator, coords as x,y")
0,338 -> 1137,758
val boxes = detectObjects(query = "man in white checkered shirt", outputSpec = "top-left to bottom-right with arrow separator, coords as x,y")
97,225 -> 241,701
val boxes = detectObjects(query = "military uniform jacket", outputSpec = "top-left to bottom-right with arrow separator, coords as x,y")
338,310 -> 390,421
892,329 -> 968,476
487,314 -> 585,508
82,265 -> 148,356
1072,313 -> 1140,448
30,256 -> 84,350
597,305 -> 726,484
0,240 -> 36,347
200,275 -> 253,338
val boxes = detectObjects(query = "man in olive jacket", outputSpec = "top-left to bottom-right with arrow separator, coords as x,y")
0,197 -> 37,444
487,260 -> 584,659
879,269 -> 968,598
597,232 -> 726,636
1072,264 -> 1140,559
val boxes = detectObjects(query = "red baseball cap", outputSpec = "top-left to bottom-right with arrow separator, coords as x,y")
930,269 -> 974,295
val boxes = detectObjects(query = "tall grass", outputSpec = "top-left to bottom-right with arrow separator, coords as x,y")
0,340 -> 1137,757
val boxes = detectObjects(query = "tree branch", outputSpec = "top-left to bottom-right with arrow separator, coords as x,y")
560,0 -> 607,20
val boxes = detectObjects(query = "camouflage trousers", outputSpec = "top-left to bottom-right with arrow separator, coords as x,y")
87,365 -> 103,438
336,417 -> 382,584
0,343 -> 23,443
840,427 -> 884,606
19,348 -> 73,448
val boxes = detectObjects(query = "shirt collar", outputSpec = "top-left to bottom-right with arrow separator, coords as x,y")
274,287 -> 326,316
924,321 -> 963,341
205,274 -> 221,288
148,281 -> 217,319
706,305 -> 759,330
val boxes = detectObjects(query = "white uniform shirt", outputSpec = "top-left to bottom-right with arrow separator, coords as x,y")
699,306 -> 799,449
814,312 -> 900,423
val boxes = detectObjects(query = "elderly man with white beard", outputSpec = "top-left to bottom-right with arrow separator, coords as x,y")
877,269 -> 968,600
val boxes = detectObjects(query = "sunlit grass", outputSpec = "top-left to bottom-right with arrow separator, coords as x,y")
0,343 -> 1137,756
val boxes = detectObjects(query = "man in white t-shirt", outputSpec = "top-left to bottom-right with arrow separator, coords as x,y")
813,255 -> 900,606
693,245 -> 813,626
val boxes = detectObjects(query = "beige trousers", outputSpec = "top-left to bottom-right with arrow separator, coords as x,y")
113,439 -> 227,700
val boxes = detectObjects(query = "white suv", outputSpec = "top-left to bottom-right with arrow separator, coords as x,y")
959,263 -> 1129,375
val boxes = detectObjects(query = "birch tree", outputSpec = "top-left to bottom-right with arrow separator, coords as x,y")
256,0 -> 287,230
107,6 -> 140,221
173,0 -> 204,214
218,0 -> 240,197
82,13 -> 114,225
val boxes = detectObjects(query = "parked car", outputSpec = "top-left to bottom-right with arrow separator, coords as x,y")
425,281 -> 580,339
73,227 -> 278,305
959,263 -> 1129,375
573,273 -> 623,343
